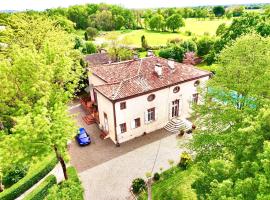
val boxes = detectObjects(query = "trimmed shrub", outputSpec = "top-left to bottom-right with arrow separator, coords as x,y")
0,155 -> 57,200
66,167 -> 80,183
3,164 -> 29,187
180,40 -> 197,53
159,189 -> 183,200
23,175 -> 57,200
131,178 -> 146,194
85,27 -> 98,40
83,41 -> 97,54
46,167 -> 84,200
167,37 -> 182,45
153,173 -> 160,181
178,152 -> 192,170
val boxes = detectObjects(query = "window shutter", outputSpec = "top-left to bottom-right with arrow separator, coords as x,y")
131,120 -> 135,129
189,95 -> 193,108
144,111 -> 149,124
179,95 -> 183,116
168,102 -> 171,120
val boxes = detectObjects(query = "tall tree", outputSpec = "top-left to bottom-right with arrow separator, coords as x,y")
213,6 -> 225,17
67,5 -> 88,29
166,14 -> 185,32
0,14 -> 84,186
95,10 -> 113,31
149,14 -> 165,31
191,34 -> 270,199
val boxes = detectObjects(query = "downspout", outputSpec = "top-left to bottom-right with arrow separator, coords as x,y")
113,101 -> 120,147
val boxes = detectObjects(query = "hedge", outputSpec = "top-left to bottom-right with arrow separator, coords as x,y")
45,166 -> 84,200
67,167 -> 80,183
0,155 -> 57,200
23,175 -> 57,200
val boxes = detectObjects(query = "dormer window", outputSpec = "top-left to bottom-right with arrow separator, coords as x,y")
147,94 -> 155,102
173,86 -> 180,93
194,80 -> 200,87
120,102 -> 126,110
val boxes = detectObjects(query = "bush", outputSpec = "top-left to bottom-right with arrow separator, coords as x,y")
23,175 -> 57,200
66,167 -> 80,183
85,27 -> 98,40
3,164 -> 29,187
185,30 -> 192,36
196,36 -> 215,57
159,189 -> 183,200
159,45 -> 185,62
46,167 -> 83,200
180,40 -> 197,53
131,178 -> 146,194
83,41 -> 97,54
141,35 -> 149,50
178,152 -> 192,170
0,155 -> 57,200
153,173 -> 160,181
167,37 -> 182,45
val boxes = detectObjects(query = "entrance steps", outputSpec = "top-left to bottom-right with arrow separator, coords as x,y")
164,117 -> 193,134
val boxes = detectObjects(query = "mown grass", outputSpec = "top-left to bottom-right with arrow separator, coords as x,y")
196,62 -> 219,72
95,18 -> 232,47
138,166 -> 201,200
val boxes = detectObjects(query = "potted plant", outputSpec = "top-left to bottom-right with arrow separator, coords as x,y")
179,129 -> 185,136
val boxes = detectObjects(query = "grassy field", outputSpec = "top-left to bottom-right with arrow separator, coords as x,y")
95,18 -> 232,47
138,166 -> 201,200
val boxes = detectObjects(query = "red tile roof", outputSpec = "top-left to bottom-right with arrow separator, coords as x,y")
92,56 -> 211,101
85,53 -> 111,65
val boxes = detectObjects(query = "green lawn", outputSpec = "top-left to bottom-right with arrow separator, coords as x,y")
95,18 -> 232,47
138,166 -> 201,200
182,18 -> 231,36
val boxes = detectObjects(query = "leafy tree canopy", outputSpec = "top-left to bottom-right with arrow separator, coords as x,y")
0,14 -> 84,184
191,34 -> 270,199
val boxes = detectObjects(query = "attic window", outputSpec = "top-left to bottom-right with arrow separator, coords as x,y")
194,80 -> 200,87
147,94 -> 155,102
173,86 -> 180,93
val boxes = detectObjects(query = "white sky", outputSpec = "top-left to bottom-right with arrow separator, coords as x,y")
1,0 -> 269,11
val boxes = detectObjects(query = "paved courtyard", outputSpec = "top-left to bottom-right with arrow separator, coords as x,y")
69,102 -> 192,200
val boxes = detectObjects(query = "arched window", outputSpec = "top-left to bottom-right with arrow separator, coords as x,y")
173,86 -> 180,93
194,80 -> 200,87
147,94 -> 155,102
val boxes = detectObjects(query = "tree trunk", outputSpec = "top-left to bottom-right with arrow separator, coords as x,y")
0,176 -> 4,192
53,145 -> 68,180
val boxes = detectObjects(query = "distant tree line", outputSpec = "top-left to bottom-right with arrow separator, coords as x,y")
157,12 -> 270,65
45,4 -> 137,30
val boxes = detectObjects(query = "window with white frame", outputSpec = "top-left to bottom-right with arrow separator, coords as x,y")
145,108 -> 155,123
131,118 -> 141,129
192,93 -> 199,104
119,123 -> 127,133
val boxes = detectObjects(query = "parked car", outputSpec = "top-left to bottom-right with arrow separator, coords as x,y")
76,128 -> 91,146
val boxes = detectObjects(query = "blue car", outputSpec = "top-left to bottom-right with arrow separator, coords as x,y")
76,128 -> 91,146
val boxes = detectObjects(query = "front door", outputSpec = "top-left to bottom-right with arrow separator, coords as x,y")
171,99 -> 179,118
104,113 -> 109,133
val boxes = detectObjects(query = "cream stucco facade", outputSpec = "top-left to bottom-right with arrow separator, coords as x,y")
89,73 -> 209,144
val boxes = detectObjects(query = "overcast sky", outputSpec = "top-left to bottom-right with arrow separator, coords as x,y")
1,0 -> 269,11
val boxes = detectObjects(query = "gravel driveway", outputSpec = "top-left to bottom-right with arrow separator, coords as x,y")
69,103 -> 191,200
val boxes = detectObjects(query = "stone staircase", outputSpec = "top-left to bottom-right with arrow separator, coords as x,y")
164,117 -> 193,134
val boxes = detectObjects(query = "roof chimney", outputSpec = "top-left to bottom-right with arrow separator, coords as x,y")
155,63 -> 162,76
168,58 -> 175,69
147,50 -> 154,57
100,48 -> 107,53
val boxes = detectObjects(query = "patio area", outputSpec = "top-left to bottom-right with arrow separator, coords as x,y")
68,101 -> 192,199
68,100 -> 174,172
